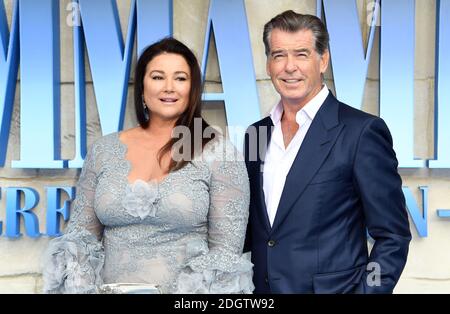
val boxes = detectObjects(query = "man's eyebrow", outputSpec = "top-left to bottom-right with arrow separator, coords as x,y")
270,48 -> 311,55
293,48 -> 311,53
270,49 -> 286,55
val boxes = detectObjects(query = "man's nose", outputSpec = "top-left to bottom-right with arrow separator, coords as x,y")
284,54 -> 297,73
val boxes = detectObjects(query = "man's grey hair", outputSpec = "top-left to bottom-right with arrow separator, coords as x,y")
263,10 -> 330,56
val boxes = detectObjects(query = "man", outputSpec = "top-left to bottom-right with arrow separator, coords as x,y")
244,10 -> 411,294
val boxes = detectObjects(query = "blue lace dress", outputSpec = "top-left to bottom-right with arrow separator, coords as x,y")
42,132 -> 253,293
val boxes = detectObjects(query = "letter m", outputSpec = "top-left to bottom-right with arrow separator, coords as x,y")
0,0 -> 19,167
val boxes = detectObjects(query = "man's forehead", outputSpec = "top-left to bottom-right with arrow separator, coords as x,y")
269,29 -> 315,50
270,47 -> 311,53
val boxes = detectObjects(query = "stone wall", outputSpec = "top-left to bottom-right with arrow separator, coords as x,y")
0,0 -> 448,293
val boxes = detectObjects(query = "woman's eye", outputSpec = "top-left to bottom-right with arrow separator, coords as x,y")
152,76 -> 163,80
176,77 -> 187,81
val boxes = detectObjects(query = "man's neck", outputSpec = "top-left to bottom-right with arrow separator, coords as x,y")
281,84 -> 325,118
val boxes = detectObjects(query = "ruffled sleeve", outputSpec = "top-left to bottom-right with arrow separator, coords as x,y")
175,136 -> 254,294
42,141 -> 105,294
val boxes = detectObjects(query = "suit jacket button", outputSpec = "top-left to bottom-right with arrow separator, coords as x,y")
265,277 -> 269,283
268,240 -> 276,247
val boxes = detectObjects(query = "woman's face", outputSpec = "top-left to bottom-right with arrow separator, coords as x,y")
143,53 -> 191,123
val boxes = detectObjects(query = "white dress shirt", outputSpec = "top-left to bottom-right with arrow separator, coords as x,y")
263,85 -> 329,226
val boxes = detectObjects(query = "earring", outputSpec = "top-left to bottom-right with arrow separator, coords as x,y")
142,95 -> 149,121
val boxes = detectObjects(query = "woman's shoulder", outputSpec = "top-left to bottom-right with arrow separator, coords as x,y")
89,132 -> 121,153
83,132 -> 124,167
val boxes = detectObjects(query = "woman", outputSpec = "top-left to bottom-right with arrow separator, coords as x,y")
42,37 -> 253,294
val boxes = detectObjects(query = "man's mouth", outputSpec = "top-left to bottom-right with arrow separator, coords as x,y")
280,78 -> 303,84
281,78 -> 303,83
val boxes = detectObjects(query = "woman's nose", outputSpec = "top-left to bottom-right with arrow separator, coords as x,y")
164,78 -> 174,92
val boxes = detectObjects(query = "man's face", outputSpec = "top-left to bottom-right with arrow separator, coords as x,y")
266,28 -> 329,108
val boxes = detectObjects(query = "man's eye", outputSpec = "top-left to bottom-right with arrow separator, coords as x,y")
273,54 -> 285,59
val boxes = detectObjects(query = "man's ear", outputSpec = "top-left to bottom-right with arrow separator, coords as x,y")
320,49 -> 330,74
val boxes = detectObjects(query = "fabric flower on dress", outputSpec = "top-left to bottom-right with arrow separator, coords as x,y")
122,179 -> 160,220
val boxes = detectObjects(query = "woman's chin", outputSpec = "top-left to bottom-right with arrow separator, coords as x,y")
151,111 -> 183,123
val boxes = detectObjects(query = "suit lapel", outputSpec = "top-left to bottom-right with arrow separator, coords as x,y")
270,93 -> 344,234
253,117 -> 273,233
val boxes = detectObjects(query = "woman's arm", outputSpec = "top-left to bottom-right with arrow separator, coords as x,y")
42,141 -> 105,294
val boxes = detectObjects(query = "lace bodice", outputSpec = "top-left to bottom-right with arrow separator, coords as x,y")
42,132 -> 253,293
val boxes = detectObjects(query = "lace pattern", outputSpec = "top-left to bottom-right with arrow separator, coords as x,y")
42,132 -> 253,294
42,229 -> 104,294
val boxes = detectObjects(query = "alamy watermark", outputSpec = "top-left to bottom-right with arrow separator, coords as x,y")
367,1 -> 381,27
366,262 -> 381,287
169,118 -> 271,164
66,1 -> 81,27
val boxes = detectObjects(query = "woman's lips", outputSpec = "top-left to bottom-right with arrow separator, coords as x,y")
160,98 -> 178,103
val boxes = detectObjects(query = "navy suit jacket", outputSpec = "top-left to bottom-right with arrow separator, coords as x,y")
244,92 -> 411,294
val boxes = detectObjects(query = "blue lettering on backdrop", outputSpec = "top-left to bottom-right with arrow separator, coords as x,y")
0,0 -> 449,237
67,0 -> 259,167
403,186 -> 428,237
0,0 -> 18,167
438,210 -> 450,217
427,3 -> 450,215
69,0 -> 172,168
316,0 -> 322,17
380,0 -> 423,168
75,0 -> 136,156
430,0 -> 450,168
201,0 -> 260,149
322,0 -> 422,168
69,0 -> 87,169
136,0 -> 172,57
5,187 -> 40,237
323,0 -> 379,112
46,187 -> 74,236
12,0 -> 64,168
0,0 -> 443,169
0,188 -> 2,234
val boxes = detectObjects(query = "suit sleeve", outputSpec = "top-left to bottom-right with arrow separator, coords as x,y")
353,117 -> 411,293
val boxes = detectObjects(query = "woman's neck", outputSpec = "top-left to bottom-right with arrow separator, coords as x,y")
142,116 -> 176,141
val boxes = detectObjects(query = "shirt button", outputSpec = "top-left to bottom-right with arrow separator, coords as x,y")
268,240 -> 276,247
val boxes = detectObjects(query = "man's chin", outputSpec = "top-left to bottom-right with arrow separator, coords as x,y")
281,94 -> 308,105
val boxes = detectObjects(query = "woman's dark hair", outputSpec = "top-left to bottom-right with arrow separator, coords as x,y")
134,37 -> 214,172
